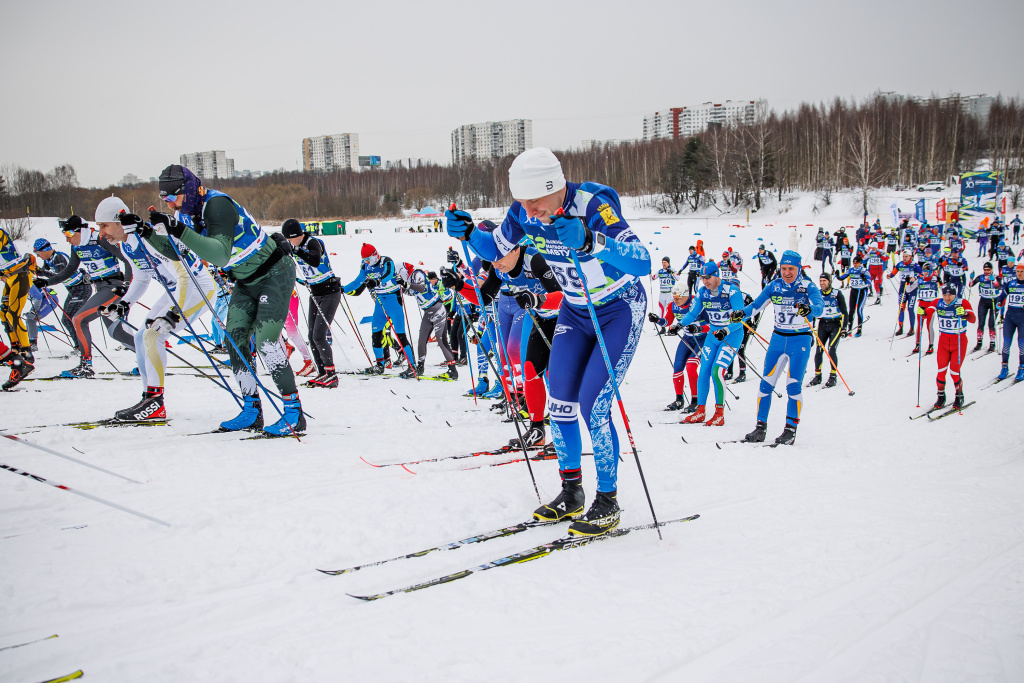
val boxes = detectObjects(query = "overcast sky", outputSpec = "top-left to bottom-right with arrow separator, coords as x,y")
2,0 -> 1021,188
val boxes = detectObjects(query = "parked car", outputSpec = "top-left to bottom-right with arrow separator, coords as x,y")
917,181 -> 945,192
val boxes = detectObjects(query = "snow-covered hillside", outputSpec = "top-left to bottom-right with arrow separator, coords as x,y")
2,198 -> 1022,683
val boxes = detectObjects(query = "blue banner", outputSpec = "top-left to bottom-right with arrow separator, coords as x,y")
915,199 -> 926,223
959,171 -> 1003,231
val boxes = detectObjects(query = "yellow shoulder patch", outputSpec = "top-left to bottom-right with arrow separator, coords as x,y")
597,203 -> 620,227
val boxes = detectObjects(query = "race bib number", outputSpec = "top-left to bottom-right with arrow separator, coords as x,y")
774,307 -> 807,331
1008,292 -> 1024,306
548,258 -> 606,296
822,304 -> 839,318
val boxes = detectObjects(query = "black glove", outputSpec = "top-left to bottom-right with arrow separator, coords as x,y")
33,277 -> 49,288
147,310 -> 181,334
364,277 -> 379,289
117,211 -> 152,238
100,301 -> 130,318
440,268 -> 464,291
513,290 -> 541,309
685,323 -> 702,335
112,282 -> 129,297
840,328 -> 850,338
446,246 -> 461,264
648,312 -> 660,324
148,210 -> 186,239
271,232 -> 293,253
713,328 -> 728,341
729,310 -> 745,323
795,302 -> 812,316
667,323 -> 682,336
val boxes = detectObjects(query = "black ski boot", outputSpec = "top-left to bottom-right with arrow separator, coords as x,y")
115,390 -> 166,422
932,391 -> 946,410
364,360 -> 387,375
533,468 -> 585,523
952,388 -> 965,409
733,369 -> 746,383
682,397 -> 699,414
400,359 -> 424,379
989,340 -> 996,353
446,361 -> 458,380
925,344 -> 934,355
491,398 -> 507,413
2,355 -> 34,391
824,373 -> 837,388
511,422 -> 546,450
723,366 -> 734,380
897,325 -> 904,336
568,490 -> 621,537
808,373 -> 823,387
665,395 -> 686,411
774,424 -> 797,446
742,421 -> 767,443
973,339 -> 983,352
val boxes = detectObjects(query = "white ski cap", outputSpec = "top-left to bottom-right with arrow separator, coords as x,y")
508,148 -> 565,200
94,195 -> 130,223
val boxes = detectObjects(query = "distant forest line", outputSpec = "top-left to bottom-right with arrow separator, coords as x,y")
2,93 -> 1021,225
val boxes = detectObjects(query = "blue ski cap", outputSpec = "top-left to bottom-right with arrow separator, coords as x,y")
700,261 -> 719,277
33,238 -> 52,251
780,250 -> 802,268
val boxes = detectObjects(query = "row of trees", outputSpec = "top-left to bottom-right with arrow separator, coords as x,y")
2,93 -> 1021,224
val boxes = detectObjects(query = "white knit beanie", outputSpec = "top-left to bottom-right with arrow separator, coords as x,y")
508,148 -> 566,200
94,195 -> 130,223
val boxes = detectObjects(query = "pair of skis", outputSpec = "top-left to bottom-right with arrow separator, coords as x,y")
909,402 -> 975,421
317,514 -> 699,600
360,444 -> 573,472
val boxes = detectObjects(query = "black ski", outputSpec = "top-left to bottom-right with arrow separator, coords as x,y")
0,634 -> 58,652
909,405 -> 947,420
346,514 -> 700,600
70,418 -> 170,430
318,518 -> 566,575
997,378 -> 1022,392
360,444 -> 550,469
926,401 -> 976,420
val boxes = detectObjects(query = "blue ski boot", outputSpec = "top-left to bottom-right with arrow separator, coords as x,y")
263,393 -> 306,437
465,377 -> 488,397
1016,366 -> 1024,382
482,382 -> 504,399
998,364 -> 1009,380
219,395 -> 263,431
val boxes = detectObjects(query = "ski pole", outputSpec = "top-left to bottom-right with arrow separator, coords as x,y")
133,242 -> 243,408
452,295 -> 478,405
339,292 -> 374,365
156,224 -> 301,440
368,289 -> 418,379
553,209 -> 661,538
0,461 -> 170,527
889,286 -> 905,351
653,321 -> 674,366
116,316 -> 240,404
451,216 -> 540,503
44,289 -> 121,372
298,283 -> 348,367
716,336 -> 781,397
802,315 -> 854,395
41,290 -> 75,347
2,434 -> 144,484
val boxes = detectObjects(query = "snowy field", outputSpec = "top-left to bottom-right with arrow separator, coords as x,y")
2,192 -> 1023,682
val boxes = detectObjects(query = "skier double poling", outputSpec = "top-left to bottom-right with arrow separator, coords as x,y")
447,147 -> 660,539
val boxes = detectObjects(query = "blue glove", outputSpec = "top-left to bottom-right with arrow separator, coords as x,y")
552,213 -> 591,252
445,209 -> 474,241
